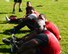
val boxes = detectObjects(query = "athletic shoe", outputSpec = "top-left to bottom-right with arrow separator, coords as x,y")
19,8 -> 22,12
12,9 -> 15,14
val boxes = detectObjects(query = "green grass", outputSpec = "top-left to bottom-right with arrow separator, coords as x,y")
0,0 -> 68,54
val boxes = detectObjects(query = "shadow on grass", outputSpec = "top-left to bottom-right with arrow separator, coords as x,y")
8,22 -> 20,24
0,44 -> 5,46
1,30 -> 31,35
0,44 -> 11,53
0,48 -> 11,53
0,12 -> 12,14
36,5 -> 43,7
0,44 -> 16,54
0,48 -> 15,54
0,21 -> 18,24
0,21 -> 20,25
0,21 -> 8,24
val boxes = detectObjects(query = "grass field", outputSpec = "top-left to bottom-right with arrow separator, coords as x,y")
0,0 -> 68,54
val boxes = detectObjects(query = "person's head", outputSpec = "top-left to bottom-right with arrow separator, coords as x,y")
28,13 -> 47,32
27,1 -> 32,7
26,1 -> 36,15
38,14 -> 47,22
29,7 -> 35,14
26,6 -> 35,14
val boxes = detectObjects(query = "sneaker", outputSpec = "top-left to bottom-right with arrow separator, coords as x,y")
19,8 -> 22,12
6,15 -> 10,22
2,38 -> 10,45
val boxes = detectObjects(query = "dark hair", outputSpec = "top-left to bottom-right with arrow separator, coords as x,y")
27,1 -> 30,4
39,14 -> 45,16
40,14 -> 46,17
26,6 -> 35,14
39,14 -> 47,20
26,1 -> 35,11
29,6 -> 35,10
26,1 -> 32,7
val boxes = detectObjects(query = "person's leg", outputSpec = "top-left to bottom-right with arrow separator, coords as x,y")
25,19 -> 36,31
20,48 -> 36,54
9,18 -> 38,34
19,0 -> 22,12
6,15 -> 24,23
9,18 -> 23,23
9,20 -> 26,34
12,2 -> 17,14
17,33 -> 48,54
6,16 -> 19,23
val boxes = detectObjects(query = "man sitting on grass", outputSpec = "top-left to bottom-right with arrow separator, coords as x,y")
7,13 -> 61,41
6,1 -> 39,23
17,18 -> 61,54
3,18 -> 61,54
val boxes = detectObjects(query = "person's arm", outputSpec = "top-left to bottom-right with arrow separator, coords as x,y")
20,30 -> 38,42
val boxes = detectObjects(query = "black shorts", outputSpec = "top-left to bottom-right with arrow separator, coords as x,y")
14,0 -> 22,3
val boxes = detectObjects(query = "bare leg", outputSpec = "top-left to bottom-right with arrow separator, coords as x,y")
12,2 -> 16,14
19,2 -> 22,12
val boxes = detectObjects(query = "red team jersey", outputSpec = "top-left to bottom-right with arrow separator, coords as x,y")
34,11 -> 61,41
45,21 -> 60,40
39,30 -> 61,54
28,10 -> 61,41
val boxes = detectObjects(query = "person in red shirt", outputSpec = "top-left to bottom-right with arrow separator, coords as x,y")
16,19 -> 61,54
6,13 -> 61,41
3,18 -> 61,54
46,21 -> 61,41
38,14 -> 61,41
39,30 -> 61,54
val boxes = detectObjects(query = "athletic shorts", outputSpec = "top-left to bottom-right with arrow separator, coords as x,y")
14,0 -> 22,3
35,33 -> 48,47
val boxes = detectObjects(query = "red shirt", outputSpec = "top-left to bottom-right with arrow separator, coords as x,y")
39,30 -> 61,54
45,21 -> 60,40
